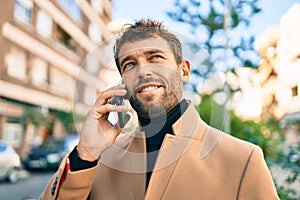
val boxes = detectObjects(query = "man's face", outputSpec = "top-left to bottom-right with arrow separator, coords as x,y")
118,36 -> 189,118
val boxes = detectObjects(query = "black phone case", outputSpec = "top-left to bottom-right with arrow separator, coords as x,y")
112,96 -> 126,128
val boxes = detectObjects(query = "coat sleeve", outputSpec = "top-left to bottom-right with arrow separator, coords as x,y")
238,146 -> 279,199
39,155 -> 99,200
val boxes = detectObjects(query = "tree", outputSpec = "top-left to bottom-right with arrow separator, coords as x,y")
167,0 -> 261,73
168,0 -> 263,133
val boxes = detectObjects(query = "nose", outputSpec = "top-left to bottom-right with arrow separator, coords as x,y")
137,63 -> 153,78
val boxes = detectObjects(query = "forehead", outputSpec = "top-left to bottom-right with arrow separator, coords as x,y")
118,37 -> 172,58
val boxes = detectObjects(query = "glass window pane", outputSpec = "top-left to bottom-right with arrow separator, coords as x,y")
31,57 -> 48,86
56,0 -> 82,22
6,46 -> 27,80
91,0 -> 103,14
84,86 -> 95,105
88,23 -> 102,43
36,10 -> 53,38
13,0 -> 33,24
49,67 -> 74,98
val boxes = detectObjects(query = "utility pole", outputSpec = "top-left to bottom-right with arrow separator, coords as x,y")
223,0 -> 231,133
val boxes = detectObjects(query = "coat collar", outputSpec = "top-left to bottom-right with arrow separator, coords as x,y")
144,104 -> 209,199
99,103 -> 214,199
171,102 -> 208,140
100,103 -> 209,170
133,101 -> 208,139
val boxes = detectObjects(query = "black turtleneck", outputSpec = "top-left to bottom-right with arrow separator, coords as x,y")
138,99 -> 188,190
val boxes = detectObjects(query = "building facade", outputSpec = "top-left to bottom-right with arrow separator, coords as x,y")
0,0 -> 118,159
256,3 -> 300,144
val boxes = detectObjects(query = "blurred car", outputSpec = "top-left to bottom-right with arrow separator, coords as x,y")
287,142 -> 300,167
24,135 -> 79,171
289,152 -> 300,163
288,150 -> 300,167
0,140 -> 21,183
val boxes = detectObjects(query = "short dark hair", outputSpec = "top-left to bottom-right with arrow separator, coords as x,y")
113,19 -> 183,73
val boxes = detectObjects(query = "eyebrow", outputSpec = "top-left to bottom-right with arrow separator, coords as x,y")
119,49 -> 166,67
120,56 -> 132,69
143,49 -> 165,55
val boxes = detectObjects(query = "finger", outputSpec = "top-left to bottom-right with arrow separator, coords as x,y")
94,104 -> 128,115
95,87 -> 127,106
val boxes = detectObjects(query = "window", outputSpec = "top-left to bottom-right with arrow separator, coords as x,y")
31,57 -> 48,86
54,25 -> 76,51
6,46 -> 28,80
13,0 -> 33,24
91,0 -> 103,15
3,123 -> 23,148
74,81 -> 85,104
84,86 -> 95,105
56,0 -> 82,22
292,86 -> 298,97
55,25 -> 76,51
88,23 -> 102,43
36,10 -> 53,38
49,67 -> 74,98
85,48 -> 101,73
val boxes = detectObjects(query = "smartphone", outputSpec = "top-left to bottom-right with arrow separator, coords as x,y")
109,96 -> 127,128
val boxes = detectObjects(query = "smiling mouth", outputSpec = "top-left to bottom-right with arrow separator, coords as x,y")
136,83 -> 163,94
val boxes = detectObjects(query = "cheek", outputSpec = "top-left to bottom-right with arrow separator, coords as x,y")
150,65 -> 179,80
122,74 -> 135,94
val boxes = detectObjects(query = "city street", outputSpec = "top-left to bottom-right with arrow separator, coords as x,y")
0,170 -> 53,200
0,0 -> 299,199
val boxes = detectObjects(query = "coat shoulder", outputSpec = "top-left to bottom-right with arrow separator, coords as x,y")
199,126 -> 258,159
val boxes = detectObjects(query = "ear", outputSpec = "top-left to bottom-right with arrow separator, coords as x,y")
179,60 -> 191,83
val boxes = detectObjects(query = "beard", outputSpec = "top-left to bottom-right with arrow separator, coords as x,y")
129,70 -> 183,119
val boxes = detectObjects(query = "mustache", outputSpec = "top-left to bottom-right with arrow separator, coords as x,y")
133,78 -> 166,92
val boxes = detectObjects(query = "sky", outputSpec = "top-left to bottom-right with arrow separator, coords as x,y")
111,0 -> 300,37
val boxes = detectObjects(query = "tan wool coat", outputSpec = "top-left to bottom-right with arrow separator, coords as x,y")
40,104 -> 279,200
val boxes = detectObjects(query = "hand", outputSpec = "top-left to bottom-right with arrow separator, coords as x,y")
77,84 -> 128,161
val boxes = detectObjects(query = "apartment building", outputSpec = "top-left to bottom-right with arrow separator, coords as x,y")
0,0 -> 118,157
256,3 -> 300,143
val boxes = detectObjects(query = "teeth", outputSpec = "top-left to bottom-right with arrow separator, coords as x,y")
141,86 -> 158,93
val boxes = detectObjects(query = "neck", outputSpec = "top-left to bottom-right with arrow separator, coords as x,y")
138,99 -> 188,135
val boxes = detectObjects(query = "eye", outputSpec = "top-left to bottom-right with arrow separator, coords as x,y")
122,61 -> 136,72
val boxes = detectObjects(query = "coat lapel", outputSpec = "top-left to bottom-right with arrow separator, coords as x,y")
128,131 -> 147,198
145,104 -> 206,199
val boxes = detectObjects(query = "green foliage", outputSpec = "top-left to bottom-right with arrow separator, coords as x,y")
197,95 -> 300,198
230,112 -> 284,163
276,143 -> 300,199
20,108 -> 84,133
196,95 -> 212,124
20,108 -> 52,128
51,110 -> 85,133
277,186 -> 297,200
197,95 -> 283,162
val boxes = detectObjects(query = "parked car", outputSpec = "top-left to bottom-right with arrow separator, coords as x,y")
0,140 -> 21,183
288,149 -> 300,167
289,151 -> 300,165
24,135 -> 79,171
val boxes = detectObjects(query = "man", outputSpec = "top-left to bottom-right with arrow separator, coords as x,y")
40,19 -> 279,199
